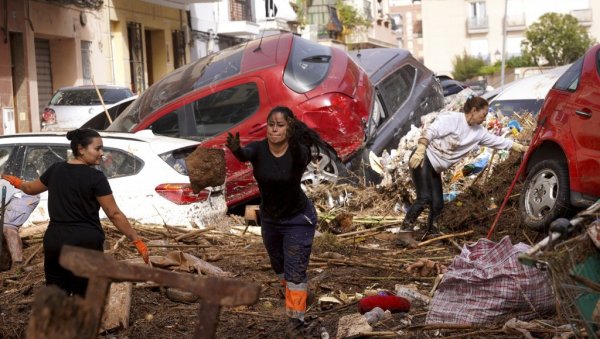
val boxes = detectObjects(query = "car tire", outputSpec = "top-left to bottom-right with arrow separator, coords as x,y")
301,147 -> 351,189
520,160 -> 571,231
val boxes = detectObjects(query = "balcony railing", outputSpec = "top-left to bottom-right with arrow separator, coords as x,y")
506,13 -> 526,30
571,8 -> 592,25
466,16 -> 488,33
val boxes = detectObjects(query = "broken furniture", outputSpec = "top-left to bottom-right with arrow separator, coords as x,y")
26,245 -> 260,339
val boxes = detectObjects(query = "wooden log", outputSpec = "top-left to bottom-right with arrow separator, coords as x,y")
26,285 -> 99,339
101,282 -> 132,332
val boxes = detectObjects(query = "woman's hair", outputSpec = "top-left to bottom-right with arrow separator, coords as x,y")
463,96 -> 489,113
66,128 -> 101,156
267,106 -> 338,159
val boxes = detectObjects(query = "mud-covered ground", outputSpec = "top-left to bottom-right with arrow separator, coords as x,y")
0,155 -> 582,338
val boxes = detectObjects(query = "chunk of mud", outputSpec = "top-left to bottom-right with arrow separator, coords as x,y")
185,147 -> 226,193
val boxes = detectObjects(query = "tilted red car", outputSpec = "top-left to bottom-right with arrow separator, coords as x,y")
108,33 -> 443,208
520,43 -> 600,230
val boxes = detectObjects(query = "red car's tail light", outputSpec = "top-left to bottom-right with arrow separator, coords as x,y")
42,108 -> 56,124
155,183 -> 209,205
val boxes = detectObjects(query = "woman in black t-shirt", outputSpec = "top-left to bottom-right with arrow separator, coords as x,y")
226,106 -> 337,337
2,128 -> 149,296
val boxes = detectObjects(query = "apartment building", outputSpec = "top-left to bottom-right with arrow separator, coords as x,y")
421,0 -> 600,77
0,0 -> 192,134
389,0 -> 423,61
189,0 -> 298,59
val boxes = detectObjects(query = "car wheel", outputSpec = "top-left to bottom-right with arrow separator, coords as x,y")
520,160 -> 571,231
301,147 -> 350,190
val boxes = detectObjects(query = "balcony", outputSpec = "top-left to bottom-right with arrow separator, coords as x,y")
344,25 -> 397,48
571,8 -> 592,26
506,13 -> 526,31
466,16 -> 488,34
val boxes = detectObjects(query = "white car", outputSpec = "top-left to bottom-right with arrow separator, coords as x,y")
485,65 -> 569,117
42,85 -> 135,131
0,131 -> 226,228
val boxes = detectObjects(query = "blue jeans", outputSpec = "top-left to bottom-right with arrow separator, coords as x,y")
260,201 -> 317,284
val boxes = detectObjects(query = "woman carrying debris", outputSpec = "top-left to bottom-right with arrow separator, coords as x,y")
402,96 -> 528,237
2,128 -> 149,296
226,106 -> 335,338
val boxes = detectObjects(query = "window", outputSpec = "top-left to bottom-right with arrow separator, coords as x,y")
554,57 -> 583,92
23,146 -> 69,181
284,36 -> 332,93
367,97 -> 386,137
149,83 -> 260,140
0,146 -> 15,173
378,65 -> 416,116
100,148 -> 144,178
192,83 -> 260,138
469,1 -> 486,18
81,41 -> 92,85
50,88 -> 133,106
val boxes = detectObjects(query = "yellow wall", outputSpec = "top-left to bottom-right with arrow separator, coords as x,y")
109,0 -> 189,89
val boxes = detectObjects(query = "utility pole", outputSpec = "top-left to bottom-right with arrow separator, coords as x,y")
500,0 -> 508,86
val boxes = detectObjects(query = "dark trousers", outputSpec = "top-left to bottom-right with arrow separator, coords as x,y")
260,201 -> 316,285
43,225 -> 104,297
404,155 -> 444,230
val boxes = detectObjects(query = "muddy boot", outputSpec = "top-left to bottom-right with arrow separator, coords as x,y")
285,318 -> 304,339
395,231 -> 418,248
4,226 -> 23,263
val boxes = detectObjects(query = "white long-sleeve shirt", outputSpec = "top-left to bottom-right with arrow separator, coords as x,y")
423,111 -> 513,173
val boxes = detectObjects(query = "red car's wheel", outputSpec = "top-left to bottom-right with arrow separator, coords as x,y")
520,160 -> 571,231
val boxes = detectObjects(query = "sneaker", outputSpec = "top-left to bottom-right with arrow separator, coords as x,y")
285,318 -> 305,339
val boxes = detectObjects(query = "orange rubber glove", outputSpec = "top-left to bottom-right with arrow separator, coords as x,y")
133,239 -> 149,264
2,174 -> 23,189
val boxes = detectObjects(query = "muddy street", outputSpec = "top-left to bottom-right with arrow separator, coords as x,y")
1,158 -> 573,338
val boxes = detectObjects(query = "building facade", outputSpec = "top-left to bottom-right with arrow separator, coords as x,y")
421,0 -> 600,77
389,1 -> 423,61
189,0 -> 299,60
0,0 -> 191,134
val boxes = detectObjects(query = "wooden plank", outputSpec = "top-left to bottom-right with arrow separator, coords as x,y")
59,245 -> 260,306
192,300 -> 221,339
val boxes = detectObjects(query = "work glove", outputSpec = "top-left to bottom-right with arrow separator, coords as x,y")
226,132 -> 240,153
133,238 -> 149,264
1,174 -> 23,189
511,142 -> 528,153
409,143 -> 427,169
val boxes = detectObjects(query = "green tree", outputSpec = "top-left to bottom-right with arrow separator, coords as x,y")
522,12 -> 595,66
451,52 -> 485,81
336,0 -> 370,30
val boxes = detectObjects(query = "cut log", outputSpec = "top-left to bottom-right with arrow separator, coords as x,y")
26,285 -> 99,339
185,147 -> 226,193
101,282 -> 132,332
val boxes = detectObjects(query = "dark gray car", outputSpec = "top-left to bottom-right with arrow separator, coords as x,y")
348,48 -> 444,183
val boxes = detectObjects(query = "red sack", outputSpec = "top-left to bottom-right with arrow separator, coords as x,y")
358,295 -> 411,314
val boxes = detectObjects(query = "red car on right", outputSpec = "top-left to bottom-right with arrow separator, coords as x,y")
520,44 -> 600,231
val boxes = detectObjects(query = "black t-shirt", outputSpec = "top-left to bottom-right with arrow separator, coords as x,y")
233,139 -> 310,220
40,162 -> 112,230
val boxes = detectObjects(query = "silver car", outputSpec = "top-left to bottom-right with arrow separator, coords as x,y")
42,85 -> 134,131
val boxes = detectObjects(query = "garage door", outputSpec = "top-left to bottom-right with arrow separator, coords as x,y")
35,39 -> 53,117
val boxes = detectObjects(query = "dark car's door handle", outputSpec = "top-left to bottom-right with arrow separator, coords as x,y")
249,123 -> 266,134
575,110 -> 592,118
